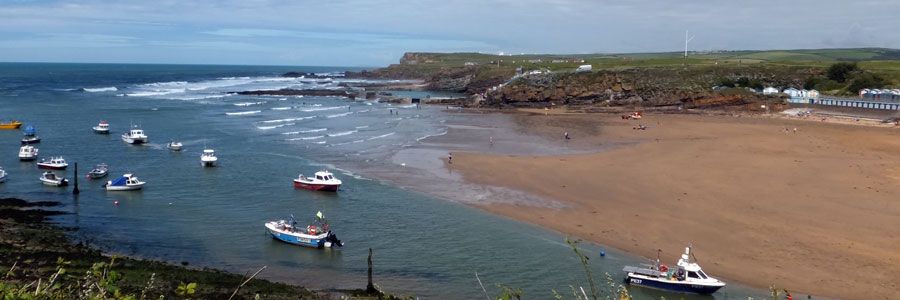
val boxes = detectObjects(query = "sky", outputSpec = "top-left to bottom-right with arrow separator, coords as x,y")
1,0 -> 899,67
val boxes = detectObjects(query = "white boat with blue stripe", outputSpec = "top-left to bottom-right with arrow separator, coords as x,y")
265,212 -> 343,249
623,246 -> 725,294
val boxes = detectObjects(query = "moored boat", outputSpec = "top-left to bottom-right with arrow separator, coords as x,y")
200,149 -> 217,167
264,212 -> 343,248
21,136 -> 41,144
0,121 -> 22,129
37,157 -> 68,170
167,140 -> 183,151
623,246 -> 726,294
23,125 -> 35,136
93,121 -> 110,134
18,145 -> 39,161
103,173 -> 145,191
39,171 -> 68,187
86,163 -> 109,179
121,125 -> 148,144
0,167 -> 7,183
293,170 -> 341,191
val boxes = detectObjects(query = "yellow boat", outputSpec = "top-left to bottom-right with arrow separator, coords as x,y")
0,121 -> 23,129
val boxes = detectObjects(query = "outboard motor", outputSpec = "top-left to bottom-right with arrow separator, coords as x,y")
326,231 -> 343,247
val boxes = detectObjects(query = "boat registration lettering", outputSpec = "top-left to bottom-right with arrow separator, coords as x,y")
629,279 -> 642,284
297,237 -> 311,243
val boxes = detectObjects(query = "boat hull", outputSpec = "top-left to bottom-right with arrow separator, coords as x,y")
201,160 -> 216,167
265,227 -> 326,248
625,274 -> 724,295
293,180 -> 339,191
122,136 -> 147,144
0,122 -> 22,129
87,172 -> 108,179
40,178 -> 68,187
105,185 -> 142,191
19,155 -> 38,161
37,164 -> 67,170
93,128 -> 110,134
21,138 -> 40,144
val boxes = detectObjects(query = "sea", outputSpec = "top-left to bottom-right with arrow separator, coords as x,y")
0,63 -> 769,299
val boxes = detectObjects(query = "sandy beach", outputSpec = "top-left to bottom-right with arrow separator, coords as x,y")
447,110 -> 900,299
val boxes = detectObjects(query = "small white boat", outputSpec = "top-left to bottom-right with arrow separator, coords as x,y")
93,121 -> 110,134
293,170 -> 341,192
0,167 -> 7,183
121,125 -> 148,144
200,149 -> 217,167
37,157 -> 68,170
39,171 -> 68,187
86,163 -> 109,179
104,173 -> 145,191
21,136 -> 41,144
167,141 -> 183,151
18,145 -> 39,161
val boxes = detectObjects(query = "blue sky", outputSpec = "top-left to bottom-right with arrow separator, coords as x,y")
1,0 -> 898,66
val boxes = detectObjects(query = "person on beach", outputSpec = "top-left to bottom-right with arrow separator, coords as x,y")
389,109 -> 393,115
490,136 -> 494,146
448,152 -> 452,164
564,132 -> 570,140
793,127 -> 797,133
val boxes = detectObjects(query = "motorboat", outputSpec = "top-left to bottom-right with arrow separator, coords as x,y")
0,167 -> 7,183
121,125 -> 148,144
86,163 -> 109,179
623,246 -> 726,294
93,121 -> 110,134
104,173 -> 145,191
23,125 -> 35,136
167,140 -> 183,151
264,212 -> 343,248
21,136 -> 41,144
293,170 -> 341,191
37,157 -> 68,170
0,121 -> 22,129
18,145 -> 39,161
200,149 -> 217,167
39,171 -> 68,187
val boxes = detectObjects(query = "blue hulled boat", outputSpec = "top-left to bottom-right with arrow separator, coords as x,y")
23,125 -> 35,136
265,212 -> 343,248
623,246 -> 725,294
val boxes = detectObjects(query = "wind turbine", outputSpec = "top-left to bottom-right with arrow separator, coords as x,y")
684,30 -> 695,66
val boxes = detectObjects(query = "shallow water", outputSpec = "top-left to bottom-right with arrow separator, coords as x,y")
0,63 -> 768,299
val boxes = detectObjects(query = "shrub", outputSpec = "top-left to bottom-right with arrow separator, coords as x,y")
827,62 -> 857,83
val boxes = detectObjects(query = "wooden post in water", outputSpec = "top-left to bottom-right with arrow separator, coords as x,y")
73,162 -> 80,194
366,248 -> 376,294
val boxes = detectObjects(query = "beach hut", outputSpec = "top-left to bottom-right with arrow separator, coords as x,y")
783,88 -> 800,98
809,89 -> 819,98
859,89 -> 870,99
763,87 -> 779,95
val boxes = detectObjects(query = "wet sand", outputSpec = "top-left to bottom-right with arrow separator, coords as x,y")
449,111 -> 900,300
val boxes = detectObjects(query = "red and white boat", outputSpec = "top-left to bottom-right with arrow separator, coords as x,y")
37,157 -> 68,170
293,170 -> 341,192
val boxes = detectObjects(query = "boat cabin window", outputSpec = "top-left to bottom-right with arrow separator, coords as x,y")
687,271 -> 700,279
697,270 -> 709,279
316,175 -> 323,180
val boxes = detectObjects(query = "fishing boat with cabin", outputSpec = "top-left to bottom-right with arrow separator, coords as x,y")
39,171 -> 68,187
93,121 -> 110,134
121,124 -> 148,144
293,170 -> 341,191
623,246 -> 726,294
103,173 -> 145,191
18,145 -> 38,161
0,121 -> 22,129
37,157 -> 68,170
264,212 -> 343,248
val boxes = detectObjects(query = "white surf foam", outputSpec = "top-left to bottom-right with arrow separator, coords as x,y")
234,102 -> 265,106
328,130 -> 357,137
271,107 -> 291,110
83,87 -> 118,92
257,123 -> 295,130
282,128 -> 327,135
301,106 -> 345,112
225,110 -> 262,116
260,116 -> 314,124
286,135 -> 325,141
326,112 -> 353,119
355,125 -> 369,129
367,132 -> 395,141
